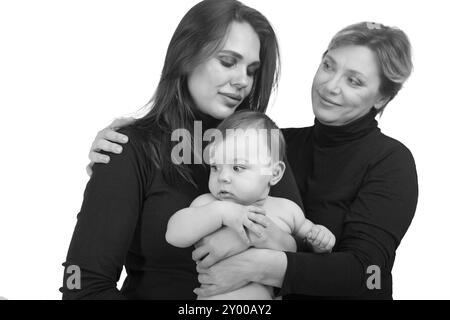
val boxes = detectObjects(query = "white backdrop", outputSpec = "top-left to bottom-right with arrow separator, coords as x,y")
1,0 -> 449,300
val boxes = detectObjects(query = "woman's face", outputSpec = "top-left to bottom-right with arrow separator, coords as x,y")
188,21 -> 261,120
311,45 -> 387,126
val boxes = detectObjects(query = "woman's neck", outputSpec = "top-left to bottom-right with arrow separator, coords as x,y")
192,108 -> 222,130
313,107 -> 379,147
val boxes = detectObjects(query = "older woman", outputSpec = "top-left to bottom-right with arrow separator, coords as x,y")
197,22 -> 417,300
87,22 -> 418,299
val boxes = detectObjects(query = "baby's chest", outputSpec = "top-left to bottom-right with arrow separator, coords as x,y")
264,202 -> 294,234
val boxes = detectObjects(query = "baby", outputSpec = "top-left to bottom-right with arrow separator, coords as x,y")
166,110 -> 335,299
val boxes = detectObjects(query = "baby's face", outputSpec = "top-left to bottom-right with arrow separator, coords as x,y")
208,129 -> 276,205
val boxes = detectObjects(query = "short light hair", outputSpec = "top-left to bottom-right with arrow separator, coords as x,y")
325,22 -> 413,114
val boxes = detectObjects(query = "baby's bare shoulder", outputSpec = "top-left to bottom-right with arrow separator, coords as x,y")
265,197 -> 301,218
267,196 -> 299,210
190,193 -> 217,207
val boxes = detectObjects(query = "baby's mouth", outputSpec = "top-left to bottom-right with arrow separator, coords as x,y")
218,191 -> 234,198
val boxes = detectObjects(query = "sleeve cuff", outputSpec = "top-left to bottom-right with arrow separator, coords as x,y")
277,251 -> 297,297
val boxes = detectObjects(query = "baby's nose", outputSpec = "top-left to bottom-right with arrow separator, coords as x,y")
218,170 -> 231,183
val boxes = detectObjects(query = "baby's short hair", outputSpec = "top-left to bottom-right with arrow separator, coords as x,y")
213,110 -> 286,162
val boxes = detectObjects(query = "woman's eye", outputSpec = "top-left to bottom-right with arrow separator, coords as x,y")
247,67 -> 259,77
348,77 -> 362,87
219,58 -> 236,68
322,61 -> 332,71
210,165 -> 217,171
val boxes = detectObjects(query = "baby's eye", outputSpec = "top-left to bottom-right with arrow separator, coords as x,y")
233,166 -> 245,172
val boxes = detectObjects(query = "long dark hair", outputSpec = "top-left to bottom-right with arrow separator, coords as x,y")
132,0 -> 280,187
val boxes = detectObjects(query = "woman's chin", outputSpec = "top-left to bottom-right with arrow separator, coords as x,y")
313,107 -> 341,126
209,105 -> 237,120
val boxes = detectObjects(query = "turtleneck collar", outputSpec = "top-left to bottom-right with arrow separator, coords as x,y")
313,107 -> 379,147
192,108 -> 222,131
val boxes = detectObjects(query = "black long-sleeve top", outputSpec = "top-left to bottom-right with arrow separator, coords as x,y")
60,112 -> 303,300
279,108 -> 418,299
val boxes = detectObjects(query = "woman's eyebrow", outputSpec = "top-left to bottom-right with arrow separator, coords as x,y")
219,50 -> 260,67
324,54 -> 336,64
347,70 -> 368,81
326,54 -> 368,80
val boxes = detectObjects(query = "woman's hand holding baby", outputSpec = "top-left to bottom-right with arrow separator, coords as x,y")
192,227 -> 249,268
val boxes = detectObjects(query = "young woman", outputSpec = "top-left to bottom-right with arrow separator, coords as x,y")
61,0 -> 302,299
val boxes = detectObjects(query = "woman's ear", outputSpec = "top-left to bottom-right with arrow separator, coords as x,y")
374,95 -> 390,110
269,161 -> 286,186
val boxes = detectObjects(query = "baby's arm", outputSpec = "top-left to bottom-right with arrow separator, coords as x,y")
282,199 -> 336,253
166,194 -> 223,248
166,194 -> 264,248
287,201 -> 313,239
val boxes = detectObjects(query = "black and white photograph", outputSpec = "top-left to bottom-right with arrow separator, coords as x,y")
0,0 -> 449,301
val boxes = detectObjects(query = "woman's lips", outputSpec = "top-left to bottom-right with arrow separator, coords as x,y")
219,93 -> 243,107
220,92 -> 243,101
317,92 -> 342,107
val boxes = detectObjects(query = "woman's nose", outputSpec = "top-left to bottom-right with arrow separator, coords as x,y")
324,75 -> 342,95
231,66 -> 249,90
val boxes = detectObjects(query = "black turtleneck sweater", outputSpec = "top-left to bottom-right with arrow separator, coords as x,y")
61,111 -> 303,300
279,108 -> 418,299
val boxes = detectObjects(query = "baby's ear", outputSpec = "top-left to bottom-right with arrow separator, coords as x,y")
269,161 -> 286,186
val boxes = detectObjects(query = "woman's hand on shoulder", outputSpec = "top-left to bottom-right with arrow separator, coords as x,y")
86,117 -> 135,176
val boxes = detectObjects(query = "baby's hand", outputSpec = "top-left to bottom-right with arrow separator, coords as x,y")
306,225 -> 336,253
221,205 -> 267,244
